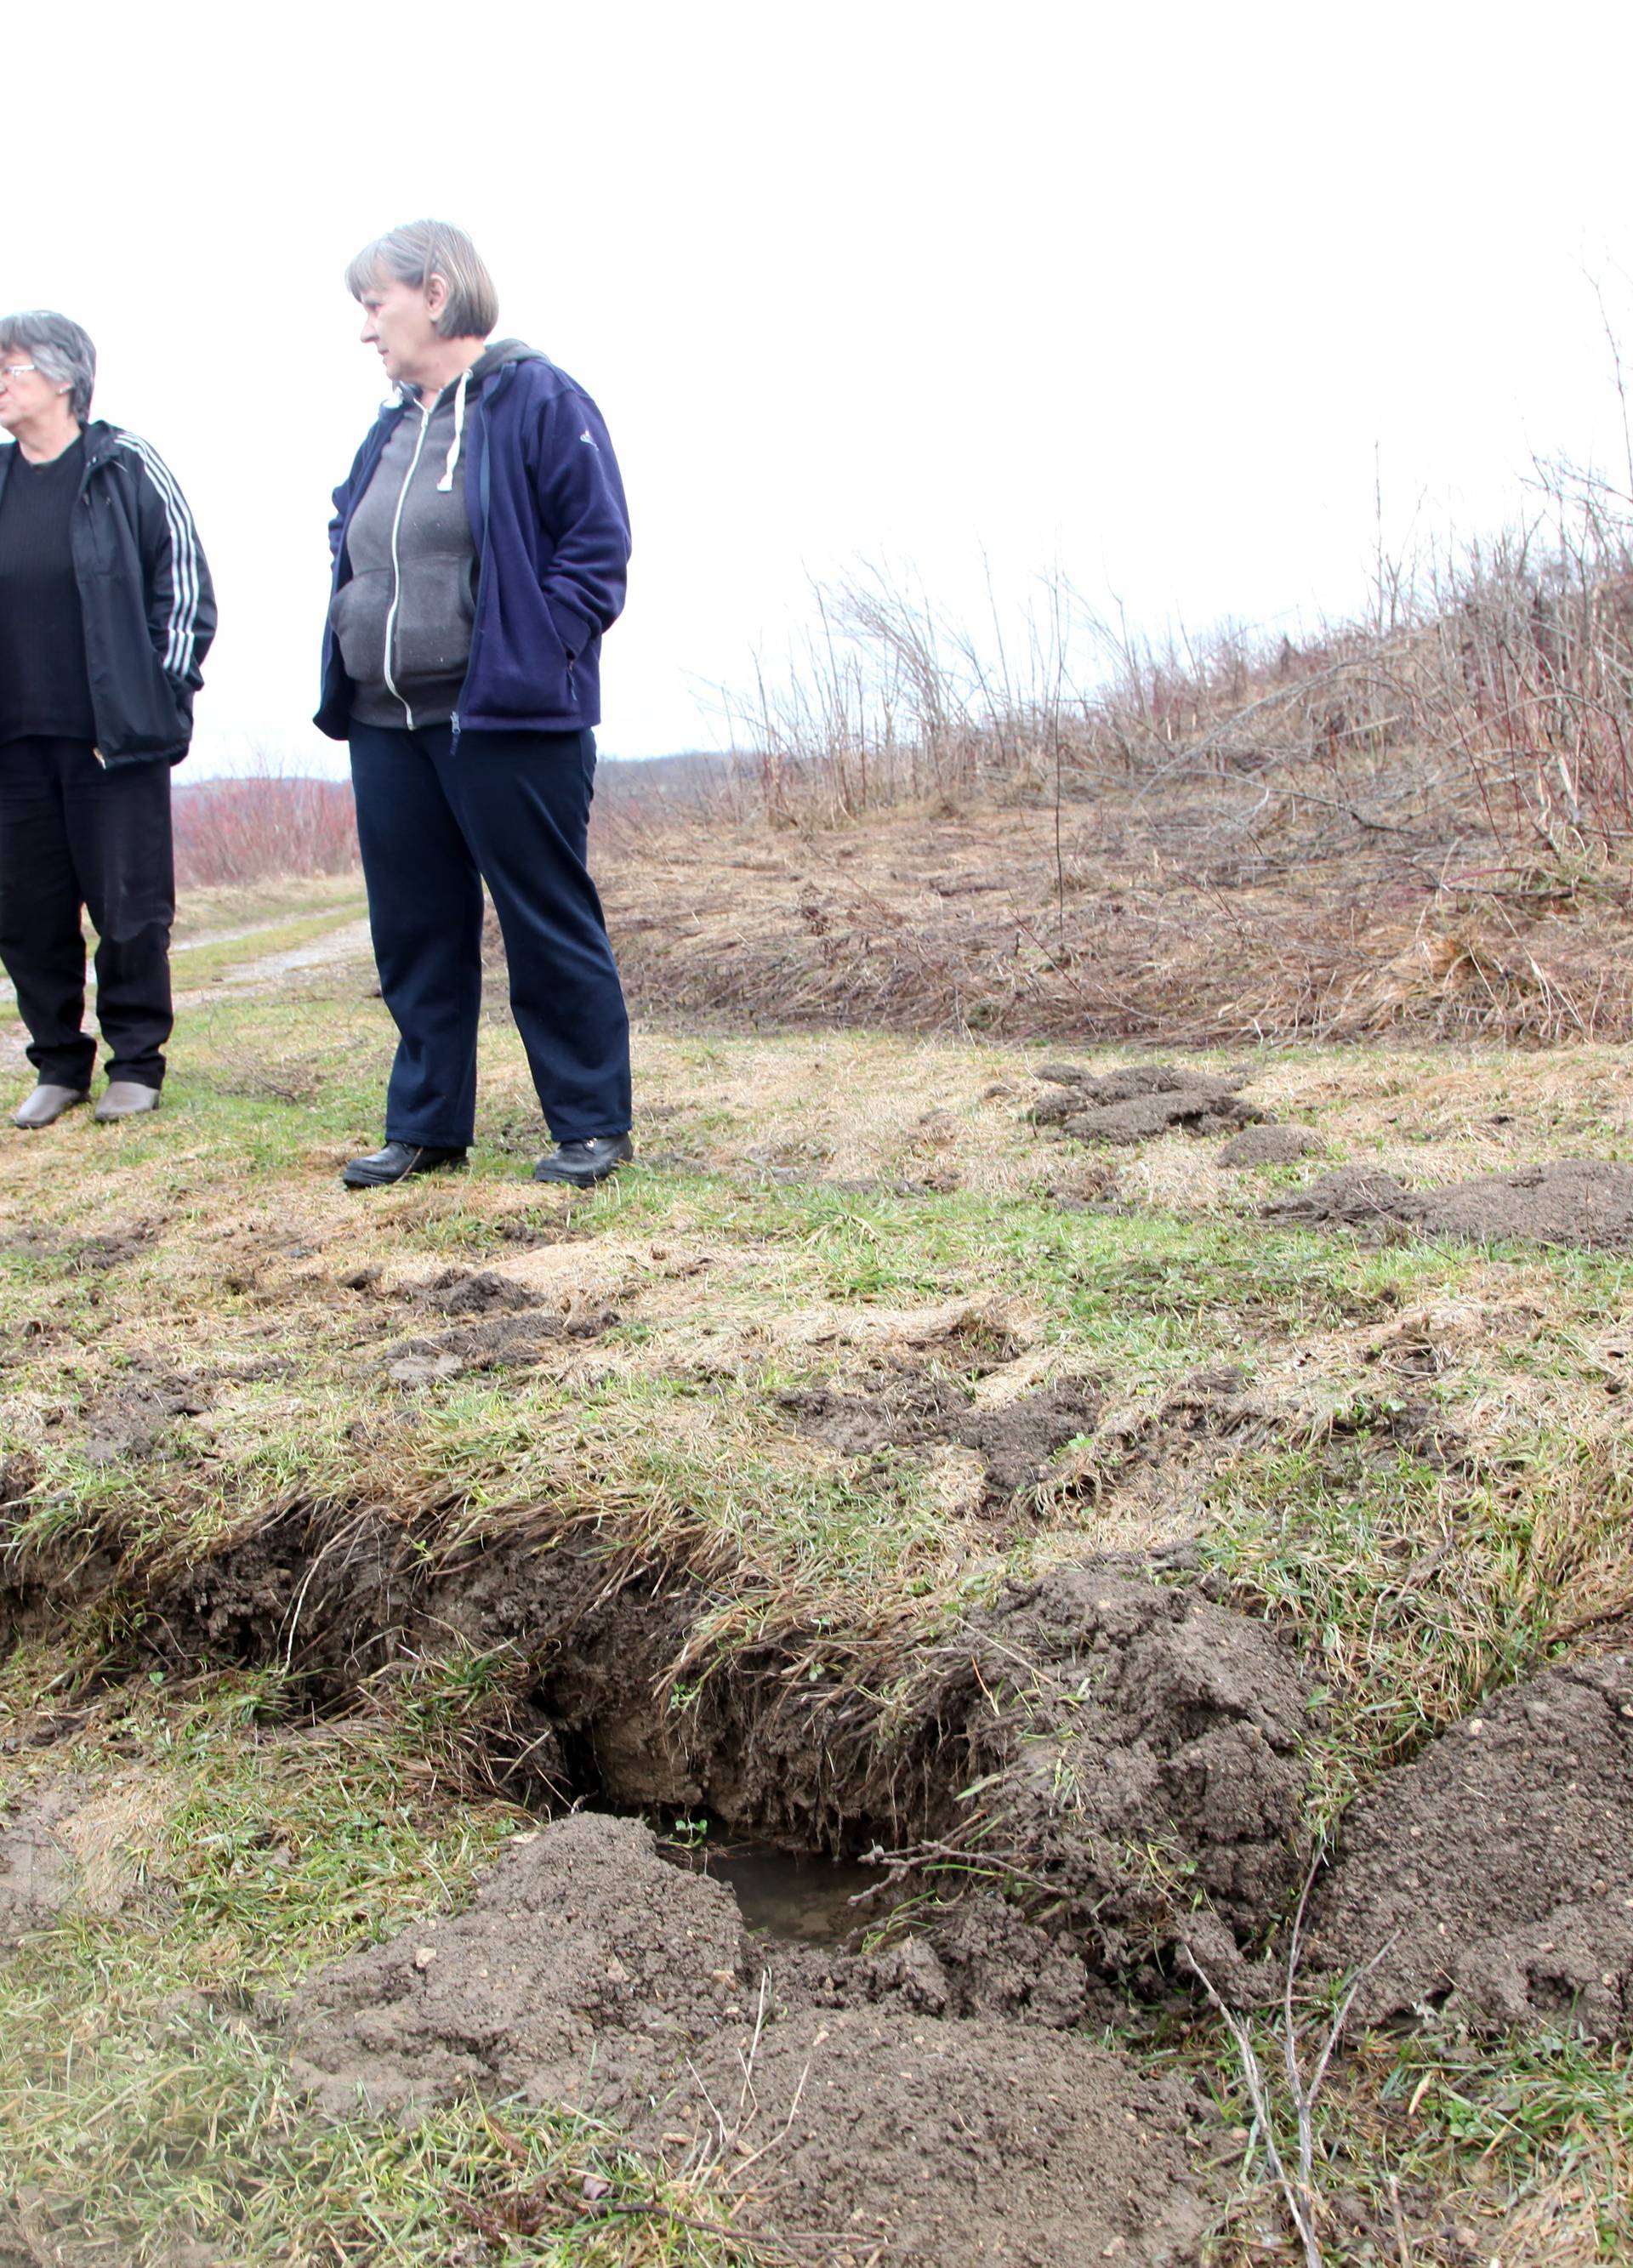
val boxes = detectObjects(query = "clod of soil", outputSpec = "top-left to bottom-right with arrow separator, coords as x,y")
406,1266 -> 545,1317
382,1281 -> 613,1379
287,1813 -> 1211,2268
384,1313 -> 570,1382
1217,1123 -> 1321,1168
1032,1062 -> 1264,1145
1266,1158 -> 1633,1248
81,1371 -> 212,1464
896,1566 -> 1314,1986
779,1371 -> 1101,1512
1310,1655 -> 1633,2037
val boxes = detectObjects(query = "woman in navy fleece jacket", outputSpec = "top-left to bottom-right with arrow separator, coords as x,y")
316,218 -> 634,1191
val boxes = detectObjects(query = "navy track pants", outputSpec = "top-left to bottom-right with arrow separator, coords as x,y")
348,721 -> 630,1148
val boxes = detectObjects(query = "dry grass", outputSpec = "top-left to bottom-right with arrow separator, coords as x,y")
588,790 -> 1633,1048
599,474 -> 1633,1048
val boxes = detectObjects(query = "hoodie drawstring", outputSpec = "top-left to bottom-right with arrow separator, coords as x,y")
435,368 -> 469,492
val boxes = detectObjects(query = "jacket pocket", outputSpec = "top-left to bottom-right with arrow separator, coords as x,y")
390,552 -> 477,694
330,568 -> 391,688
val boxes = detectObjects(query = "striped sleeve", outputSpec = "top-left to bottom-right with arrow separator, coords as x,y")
117,433 -> 217,684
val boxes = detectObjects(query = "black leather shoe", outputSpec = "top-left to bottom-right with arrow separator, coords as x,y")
532,1133 -> 634,1186
341,1140 -> 468,1189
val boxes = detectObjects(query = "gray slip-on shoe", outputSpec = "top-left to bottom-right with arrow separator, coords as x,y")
93,1081 -> 161,1123
14,1083 -> 89,1130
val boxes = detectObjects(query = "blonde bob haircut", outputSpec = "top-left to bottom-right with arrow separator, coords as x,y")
344,219 -> 498,339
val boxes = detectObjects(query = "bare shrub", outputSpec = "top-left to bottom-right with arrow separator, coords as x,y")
722,469 -> 1633,881
173,760 -> 359,888
720,561 -> 1090,821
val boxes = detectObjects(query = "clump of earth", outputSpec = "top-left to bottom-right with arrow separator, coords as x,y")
1031,1061 -> 1265,1145
1217,1123 -> 1320,1168
1310,1654 -> 1633,2037
1265,1159 -> 1633,1248
924,1566 -> 1314,1987
381,1264 -> 613,1381
285,1811 -> 1213,2268
777,1370 -> 1102,1512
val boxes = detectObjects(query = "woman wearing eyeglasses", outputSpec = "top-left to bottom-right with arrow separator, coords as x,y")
0,311 -> 214,1129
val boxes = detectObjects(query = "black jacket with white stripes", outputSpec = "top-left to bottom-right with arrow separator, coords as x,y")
0,419 -> 215,765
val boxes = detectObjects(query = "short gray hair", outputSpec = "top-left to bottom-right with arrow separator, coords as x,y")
0,310 -> 95,421
344,219 -> 498,339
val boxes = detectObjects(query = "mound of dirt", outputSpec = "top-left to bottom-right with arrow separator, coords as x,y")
406,1266 -> 544,1317
1265,1159 -> 1633,1248
779,1371 -> 1101,1513
685,2006 -> 1208,2267
1032,1062 -> 1263,1146
287,1813 -> 754,2120
897,1565 -> 1314,1985
1260,1166 -> 1419,1231
1217,1123 -> 1320,1168
287,1813 -> 1210,2268
1310,1656 -> 1633,2037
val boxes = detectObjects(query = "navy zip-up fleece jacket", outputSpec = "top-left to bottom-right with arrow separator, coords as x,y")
316,344 -> 630,742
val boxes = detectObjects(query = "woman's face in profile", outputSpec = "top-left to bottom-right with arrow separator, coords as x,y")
356,273 -> 441,389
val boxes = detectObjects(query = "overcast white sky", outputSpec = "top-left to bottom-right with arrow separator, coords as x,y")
12,0 -> 1633,772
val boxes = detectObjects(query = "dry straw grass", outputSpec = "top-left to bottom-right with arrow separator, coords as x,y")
590,465 -> 1633,1047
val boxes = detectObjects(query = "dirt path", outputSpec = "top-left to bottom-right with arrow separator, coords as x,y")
172,914 -> 375,1001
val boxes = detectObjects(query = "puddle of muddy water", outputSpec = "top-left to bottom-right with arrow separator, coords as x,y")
668,1839 -> 890,1943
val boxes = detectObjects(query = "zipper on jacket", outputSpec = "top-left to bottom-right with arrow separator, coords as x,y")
382,396 -> 435,730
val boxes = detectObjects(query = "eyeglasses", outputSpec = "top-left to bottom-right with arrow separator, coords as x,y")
0,365 -> 37,380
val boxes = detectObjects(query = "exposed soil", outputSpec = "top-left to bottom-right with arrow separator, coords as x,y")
1265,1158 -> 1633,1248
67,1219 -> 166,1273
378,1265 -> 614,1378
1217,1123 -> 1321,1168
778,1370 -> 1102,1514
1310,1655 -> 1633,2037
0,1505 -> 1314,1994
384,1313 -> 572,1382
935,1566 -> 1312,1988
1031,1062 -> 1264,1145
406,1266 -> 547,1317
287,1812 -> 1211,2268
80,1368 -> 213,1464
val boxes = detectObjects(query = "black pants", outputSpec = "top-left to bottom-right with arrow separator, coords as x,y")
348,721 -> 631,1147
0,736 -> 174,1092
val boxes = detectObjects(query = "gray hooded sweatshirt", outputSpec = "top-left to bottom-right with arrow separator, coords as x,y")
330,337 -> 527,730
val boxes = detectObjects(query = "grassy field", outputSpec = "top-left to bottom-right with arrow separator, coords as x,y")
3,882 -> 1633,2264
